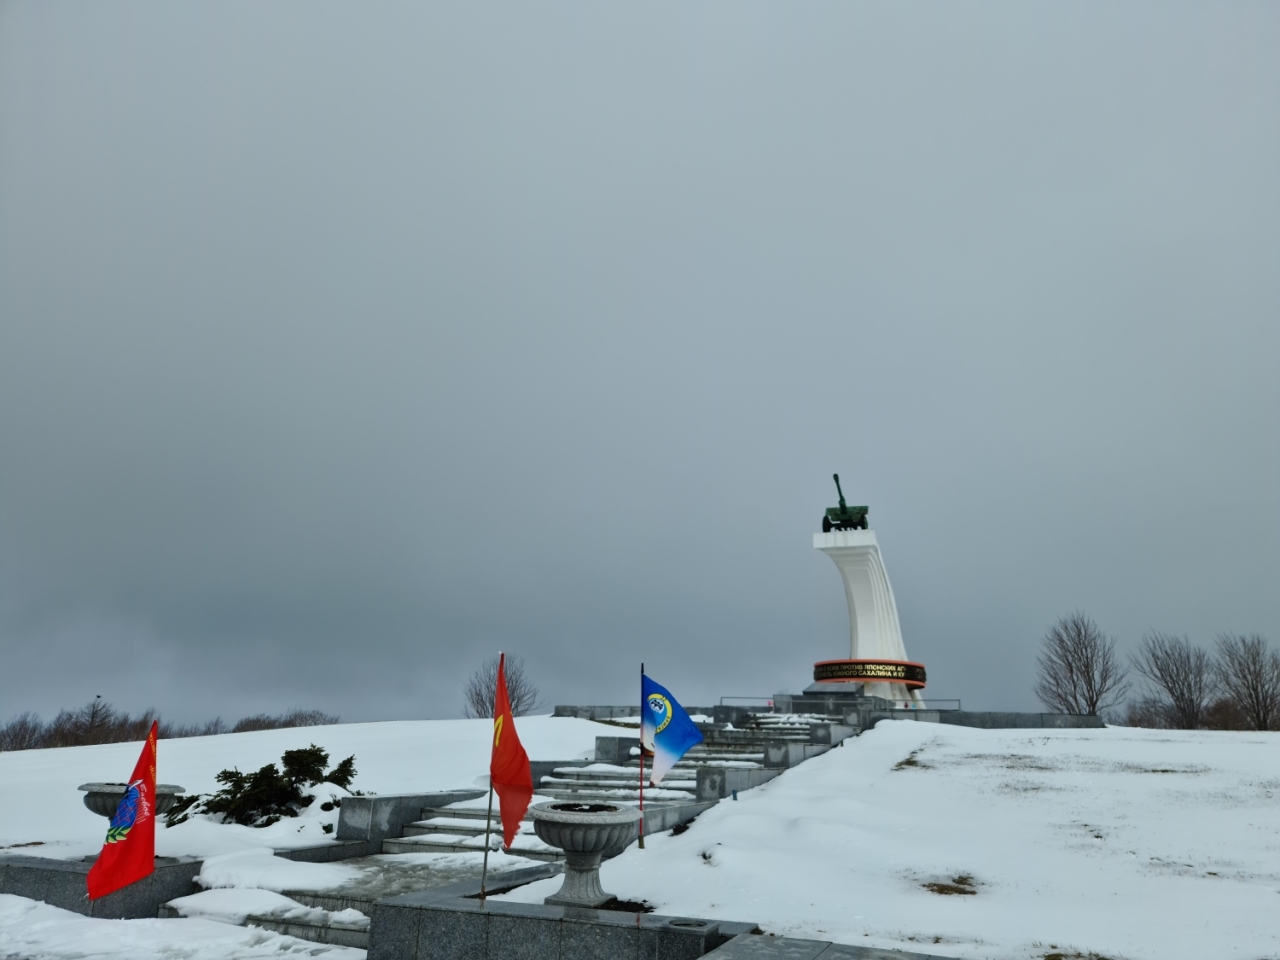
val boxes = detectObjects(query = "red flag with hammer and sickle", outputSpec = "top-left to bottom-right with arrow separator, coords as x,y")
87,721 -> 158,899
490,654 -> 533,849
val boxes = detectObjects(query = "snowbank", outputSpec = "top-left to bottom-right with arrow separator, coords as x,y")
501,721 -> 1280,960
195,848 -> 362,893
168,888 -> 369,929
0,893 -> 364,959
0,716 -> 612,860
10,715 -> 1280,959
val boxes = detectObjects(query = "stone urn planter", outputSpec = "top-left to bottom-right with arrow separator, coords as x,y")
528,801 -> 642,907
78,783 -> 186,818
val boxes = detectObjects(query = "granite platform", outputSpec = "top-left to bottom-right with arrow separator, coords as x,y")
0,854 -> 201,919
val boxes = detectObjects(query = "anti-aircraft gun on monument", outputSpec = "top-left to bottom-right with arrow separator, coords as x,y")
821,474 -> 868,532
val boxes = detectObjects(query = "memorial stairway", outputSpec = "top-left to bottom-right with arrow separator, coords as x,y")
382,711 -> 854,860
152,710 -> 860,950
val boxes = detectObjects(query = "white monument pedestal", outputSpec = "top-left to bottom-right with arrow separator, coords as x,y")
814,529 -> 924,708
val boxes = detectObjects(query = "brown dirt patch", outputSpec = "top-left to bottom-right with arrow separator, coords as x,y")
922,874 -> 976,895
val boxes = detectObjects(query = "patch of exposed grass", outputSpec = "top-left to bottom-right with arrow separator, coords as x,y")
894,749 -> 928,770
1117,762 -> 1208,775
922,874 -> 976,896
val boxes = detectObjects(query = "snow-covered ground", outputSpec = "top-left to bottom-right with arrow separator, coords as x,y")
502,721 -> 1280,960
0,895 -> 365,959
0,716 -> 612,860
6,717 -> 1280,959
0,716 -> 613,959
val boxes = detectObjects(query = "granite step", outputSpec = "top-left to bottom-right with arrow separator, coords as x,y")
539,775 -> 698,791
246,914 -> 368,950
420,805 -> 511,821
402,817 -> 540,839
284,891 -> 376,914
535,787 -> 696,802
164,892 -> 373,951
381,833 -> 564,861
569,757 -> 764,769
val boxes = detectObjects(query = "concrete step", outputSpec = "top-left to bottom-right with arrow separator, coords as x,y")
539,775 -> 698,791
415,798 -> 688,824
418,796 -> 559,822
284,891 -> 376,915
597,744 -> 768,755
686,747 -> 770,754
589,758 -> 764,770
731,729 -> 811,736
582,754 -> 766,768
402,820 -> 485,838
593,757 -> 762,762
401,818 -> 539,839
536,787 -> 695,803
729,730 -> 810,738
420,805 -> 508,822
689,742 -> 775,750
246,914 -> 368,950
381,834 -> 563,862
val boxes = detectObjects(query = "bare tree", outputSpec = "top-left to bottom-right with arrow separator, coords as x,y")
464,654 -> 540,718
0,713 -> 46,751
162,717 -> 230,738
231,709 -> 338,733
1120,696 -> 1167,729
43,696 -> 123,747
1131,632 -> 1216,729
0,701 -> 338,751
1215,633 -> 1280,732
1204,695 -> 1248,731
1035,612 -> 1130,715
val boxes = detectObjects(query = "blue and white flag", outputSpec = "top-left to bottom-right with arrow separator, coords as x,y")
641,674 -> 704,785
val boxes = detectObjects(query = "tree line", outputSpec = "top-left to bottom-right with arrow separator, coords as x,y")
1036,612 -> 1280,729
0,697 -> 339,752
1,654 -> 543,753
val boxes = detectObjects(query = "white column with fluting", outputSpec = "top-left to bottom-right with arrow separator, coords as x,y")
814,529 -> 924,707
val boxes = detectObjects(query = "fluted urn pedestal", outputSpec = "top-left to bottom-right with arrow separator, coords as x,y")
78,783 -> 186,817
528,801 -> 641,907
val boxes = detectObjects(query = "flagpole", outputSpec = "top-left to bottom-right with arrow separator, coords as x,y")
479,653 -> 502,904
479,781 -> 496,903
638,663 -> 646,850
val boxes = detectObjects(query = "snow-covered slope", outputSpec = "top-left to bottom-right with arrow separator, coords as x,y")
8,716 -> 1280,959
503,721 -> 1280,960
0,716 -> 613,859
0,894 -> 364,959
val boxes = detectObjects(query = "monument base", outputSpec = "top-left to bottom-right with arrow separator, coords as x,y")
809,659 -> 925,709
772,691 -> 915,716
860,682 -> 925,709
802,681 -> 864,695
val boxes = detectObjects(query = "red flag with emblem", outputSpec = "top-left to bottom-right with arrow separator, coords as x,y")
87,721 -> 158,899
490,654 -> 534,849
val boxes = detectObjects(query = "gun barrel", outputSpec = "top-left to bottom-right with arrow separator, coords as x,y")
832,473 -> 847,509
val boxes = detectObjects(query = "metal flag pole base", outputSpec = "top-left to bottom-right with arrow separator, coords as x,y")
479,783 -> 496,903
637,748 -> 646,849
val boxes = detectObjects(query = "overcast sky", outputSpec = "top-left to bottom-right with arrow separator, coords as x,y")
1,2 -> 1276,725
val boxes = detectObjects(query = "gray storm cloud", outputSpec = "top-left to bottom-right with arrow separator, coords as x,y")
1,2 -> 1276,724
